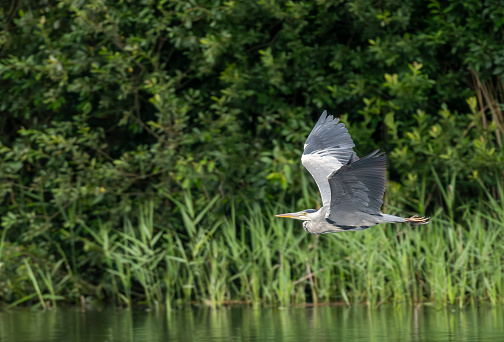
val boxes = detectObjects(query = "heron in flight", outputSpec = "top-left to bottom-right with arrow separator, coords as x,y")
276,111 -> 429,234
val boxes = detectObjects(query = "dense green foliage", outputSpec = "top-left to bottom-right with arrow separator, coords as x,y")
0,0 -> 503,308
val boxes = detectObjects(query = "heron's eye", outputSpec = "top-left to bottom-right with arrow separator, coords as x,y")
302,212 -> 307,215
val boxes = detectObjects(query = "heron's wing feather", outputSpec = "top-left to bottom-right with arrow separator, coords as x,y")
326,150 -> 386,221
301,110 -> 356,206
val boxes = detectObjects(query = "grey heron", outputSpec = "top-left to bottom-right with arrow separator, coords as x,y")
276,111 -> 429,234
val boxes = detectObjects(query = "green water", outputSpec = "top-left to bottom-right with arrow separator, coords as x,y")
0,306 -> 503,341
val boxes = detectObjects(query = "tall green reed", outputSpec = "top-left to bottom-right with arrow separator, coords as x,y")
6,178 -> 503,309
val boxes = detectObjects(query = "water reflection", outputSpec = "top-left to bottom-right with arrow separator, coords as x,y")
0,305 -> 503,341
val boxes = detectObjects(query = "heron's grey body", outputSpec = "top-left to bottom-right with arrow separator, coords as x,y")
276,111 -> 428,234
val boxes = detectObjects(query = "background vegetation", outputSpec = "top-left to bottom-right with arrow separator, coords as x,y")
0,0 -> 503,309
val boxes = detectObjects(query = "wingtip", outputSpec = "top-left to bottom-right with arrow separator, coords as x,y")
316,110 -> 342,126
316,110 -> 328,125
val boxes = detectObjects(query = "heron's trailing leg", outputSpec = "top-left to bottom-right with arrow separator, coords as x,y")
405,215 -> 429,226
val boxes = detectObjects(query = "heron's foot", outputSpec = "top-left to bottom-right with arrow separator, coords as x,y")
405,215 -> 429,226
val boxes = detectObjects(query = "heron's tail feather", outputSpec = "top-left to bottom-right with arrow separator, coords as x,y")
405,215 -> 430,226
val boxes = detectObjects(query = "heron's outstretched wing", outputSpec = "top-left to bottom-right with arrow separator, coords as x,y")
326,150 -> 386,221
301,111 -> 356,206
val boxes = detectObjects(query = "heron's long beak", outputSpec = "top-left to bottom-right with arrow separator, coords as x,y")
275,213 -> 297,218
275,212 -> 306,220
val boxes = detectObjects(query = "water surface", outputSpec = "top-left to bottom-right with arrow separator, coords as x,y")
0,305 -> 503,341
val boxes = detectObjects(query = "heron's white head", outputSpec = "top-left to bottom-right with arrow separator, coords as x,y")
275,209 -> 318,221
